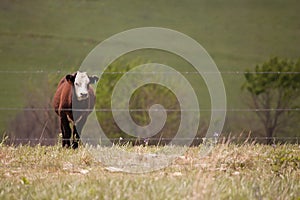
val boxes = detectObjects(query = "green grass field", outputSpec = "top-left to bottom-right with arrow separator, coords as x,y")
0,0 -> 300,137
0,143 -> 299,199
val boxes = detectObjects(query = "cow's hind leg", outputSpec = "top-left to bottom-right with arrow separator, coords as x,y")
60,113 -> 71,148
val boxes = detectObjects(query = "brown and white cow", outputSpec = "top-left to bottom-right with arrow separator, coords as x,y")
53,71 -> 99,148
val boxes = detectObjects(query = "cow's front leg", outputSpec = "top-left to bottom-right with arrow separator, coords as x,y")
72,125 -> 80,149
60,113 -> 71,148
72,116 -> 87,149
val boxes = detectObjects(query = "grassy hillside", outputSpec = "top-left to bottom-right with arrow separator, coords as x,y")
0,0 -> 300,137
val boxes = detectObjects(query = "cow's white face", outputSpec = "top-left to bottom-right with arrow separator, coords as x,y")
74,72 -> 90,101
66,71 -> 99,101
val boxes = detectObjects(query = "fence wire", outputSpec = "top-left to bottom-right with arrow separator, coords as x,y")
0,70 -> 300,74
0,107 -> 299,112
1,69 -> 299,112
4,137 -> 299,142
3,136 -> 300,147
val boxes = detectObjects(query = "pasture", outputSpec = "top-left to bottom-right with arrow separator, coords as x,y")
0,0 -> 300,137
0,143 -> 299,199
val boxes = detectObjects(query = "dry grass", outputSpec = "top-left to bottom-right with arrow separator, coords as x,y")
0,143 -> 299,200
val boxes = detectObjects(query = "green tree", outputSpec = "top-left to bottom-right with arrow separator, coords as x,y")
243,57 -> 300,143
95,58 -> 181,145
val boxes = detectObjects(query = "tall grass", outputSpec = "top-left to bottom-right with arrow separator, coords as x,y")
0,144 -> 299,199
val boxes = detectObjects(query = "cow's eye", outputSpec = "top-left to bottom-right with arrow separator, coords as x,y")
75,83 -> 79,86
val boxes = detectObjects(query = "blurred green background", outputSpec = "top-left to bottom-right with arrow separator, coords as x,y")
0,0 -> 299,142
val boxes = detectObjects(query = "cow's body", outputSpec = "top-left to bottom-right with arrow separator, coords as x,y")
53,72 -> 98,148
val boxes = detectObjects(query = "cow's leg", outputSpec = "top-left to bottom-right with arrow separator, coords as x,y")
72,125 -> 79,149
72,116 -> 87,149
60,113 -> 71,148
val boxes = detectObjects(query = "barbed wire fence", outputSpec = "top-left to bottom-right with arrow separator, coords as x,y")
1,69 -> 300,145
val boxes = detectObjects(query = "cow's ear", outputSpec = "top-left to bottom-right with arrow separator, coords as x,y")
89,75 -> 99,84
66,74 -> 75,84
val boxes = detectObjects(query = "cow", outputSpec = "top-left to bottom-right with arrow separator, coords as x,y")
53,71 -> 99,149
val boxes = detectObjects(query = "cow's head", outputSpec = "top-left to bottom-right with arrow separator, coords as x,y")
66,71 -> 99,101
